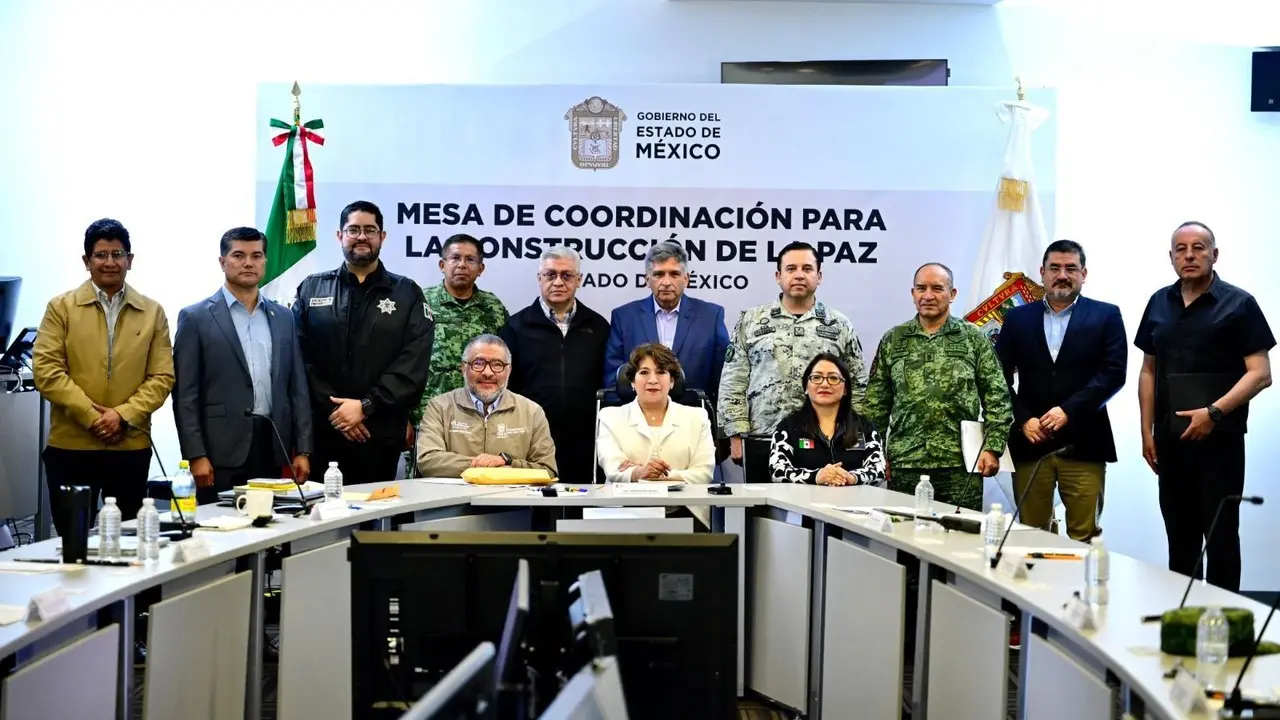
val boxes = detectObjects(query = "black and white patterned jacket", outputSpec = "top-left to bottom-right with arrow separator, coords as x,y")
769,410 -> 886,486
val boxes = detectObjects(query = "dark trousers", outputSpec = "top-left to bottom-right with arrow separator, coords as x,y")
43,446 -> 151,536
310,421 -> 401,485
199,418 -> 280,505
1156,432 -> 1246,592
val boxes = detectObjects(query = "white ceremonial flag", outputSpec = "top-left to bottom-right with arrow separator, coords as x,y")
966,98 -> 1051,514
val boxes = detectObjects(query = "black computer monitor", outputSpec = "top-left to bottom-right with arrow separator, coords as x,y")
399,641 -> 497,720
351,531 -> 738,720
0,327 -> 36,371
0,277 -> 20,351
495,558 -> 530,689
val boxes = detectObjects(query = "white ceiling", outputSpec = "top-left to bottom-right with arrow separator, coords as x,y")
668,0 -> 1003,4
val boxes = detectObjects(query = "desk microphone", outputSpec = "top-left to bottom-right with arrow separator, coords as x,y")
122,419 -> 192,538
1221,591 -> 1280,718
989,444 -> 1075,570
244,410 -> 312,517
1176,494 -> 1264,608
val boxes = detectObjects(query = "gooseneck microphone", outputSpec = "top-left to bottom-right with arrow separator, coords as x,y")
122,419 -> 192,538
1176,494 -> 1264,608
1222,591 -> 1280,717
244,410 -> 312,516
989,444 -> 1075,570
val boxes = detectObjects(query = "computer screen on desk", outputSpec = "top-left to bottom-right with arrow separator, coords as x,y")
0,277 -> 19,351
399,642 -> 497,720
350,531 -> 739,720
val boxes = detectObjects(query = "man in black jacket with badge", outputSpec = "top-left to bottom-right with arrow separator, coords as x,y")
293,201 -> 435,484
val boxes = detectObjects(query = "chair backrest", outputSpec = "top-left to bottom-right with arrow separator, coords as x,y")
611,362 -> 688,403
742,434 -> 774,483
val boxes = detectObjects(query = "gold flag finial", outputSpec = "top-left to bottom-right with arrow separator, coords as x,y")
291,82 -> 301,125
1015,76 -> 1026,102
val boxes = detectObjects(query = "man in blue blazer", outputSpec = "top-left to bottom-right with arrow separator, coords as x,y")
603,241 -> 730,400
994,240 -> 1127,541
173,227 -> 313,503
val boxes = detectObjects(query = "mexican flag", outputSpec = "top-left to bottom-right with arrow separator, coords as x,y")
260,115 -> 324,305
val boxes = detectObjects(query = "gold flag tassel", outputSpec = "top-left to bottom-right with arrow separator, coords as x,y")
286,207 -> 316,244
997,177 -> 1027,213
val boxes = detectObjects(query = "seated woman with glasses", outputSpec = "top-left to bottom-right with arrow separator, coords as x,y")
770,353 -> 885,486
596,343 -> 716,524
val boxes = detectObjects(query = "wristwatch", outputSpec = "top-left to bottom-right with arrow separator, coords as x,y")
1206,404 -> 1224,423
360,398 -> 375,418
499,452 -> 513,466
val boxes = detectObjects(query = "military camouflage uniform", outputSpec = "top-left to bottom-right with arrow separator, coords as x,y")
718,299 -> 867,437
863,314 -> 1013,511
414,283 -> 510,424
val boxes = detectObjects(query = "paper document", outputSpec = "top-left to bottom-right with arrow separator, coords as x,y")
415,477 -> 469,486
961,420 -> 1015,472
0,605 -> 26,625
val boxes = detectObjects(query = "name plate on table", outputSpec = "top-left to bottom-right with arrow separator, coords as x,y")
613,484 -> 668,498
172,537 -> 210,564
1062,594 -> 1096,631
864,510 -> 895,533
311,501 -> 352,521
996,553 -> 1030,580
1169,666 -> 1208,714
28,588 -> 72,621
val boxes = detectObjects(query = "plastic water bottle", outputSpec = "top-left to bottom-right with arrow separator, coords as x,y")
324,461 -> 344,503
1084,536 -> 1110,605
137,498 -> 161,563
1196,606 -> 1230,687
984,503 -> 1006,562
913,474 -> 934,530
97,497 -> 123,561
172,460 -> 197,523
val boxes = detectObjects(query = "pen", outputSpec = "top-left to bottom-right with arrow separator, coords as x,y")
1026,552 -> 1081,560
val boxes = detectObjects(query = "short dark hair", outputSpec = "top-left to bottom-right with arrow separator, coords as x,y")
339,201 -> 383,231
913,262 -> 954,289
83,218 -> 130,257
776,241 -> 821,272
219,227 -> 268,257
624,343 -> 684,384
442,233 -> 483,259
1173,220 -> 1215,247
1042,239 -> 1086,268
797,352 -> 866,448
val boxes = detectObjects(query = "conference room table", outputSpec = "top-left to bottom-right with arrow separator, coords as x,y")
0,479 -> 1276,720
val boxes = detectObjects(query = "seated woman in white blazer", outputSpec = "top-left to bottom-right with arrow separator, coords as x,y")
596,343 -> 716,524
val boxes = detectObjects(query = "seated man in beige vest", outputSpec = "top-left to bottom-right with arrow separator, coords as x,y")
416,334 -> 559,478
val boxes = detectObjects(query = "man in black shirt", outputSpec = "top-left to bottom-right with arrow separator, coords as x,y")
1136,221 -> 1274,592
293,201 -> 435,484
500,247 -> 609,485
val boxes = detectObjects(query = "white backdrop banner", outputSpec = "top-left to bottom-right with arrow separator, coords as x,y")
255,83 -> 1056,351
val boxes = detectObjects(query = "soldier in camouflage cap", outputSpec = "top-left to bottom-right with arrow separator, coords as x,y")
407,233 -> 509,474
863,262 -> 1013,510
718,242 -> 868,467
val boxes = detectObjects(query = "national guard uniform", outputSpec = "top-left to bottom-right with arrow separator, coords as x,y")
863,314 -> 1013,510
718,299 -> 867,438
413,283 -> 510,425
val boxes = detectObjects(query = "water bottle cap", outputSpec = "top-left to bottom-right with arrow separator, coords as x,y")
329,461 -> 339,467
178,460 -> 189,469
142,498 -> 155,506
920,475 -> 930,481
990,503 -> 1002,512
105,497 -> 117,505
1090,536 -> 1104,545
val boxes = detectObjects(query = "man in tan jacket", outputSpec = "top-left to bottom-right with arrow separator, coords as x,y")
33,219 -> 175,531
416,334 -> 558,478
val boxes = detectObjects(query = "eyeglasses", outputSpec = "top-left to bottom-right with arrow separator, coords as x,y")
342,226 -> 382,238
538,271 -> 579,283
444,255 -> 482,267
807,374 -> 845,386
466,358 -> 508,373
90,250 -> 129,261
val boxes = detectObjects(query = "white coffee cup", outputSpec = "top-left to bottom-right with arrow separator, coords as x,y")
236,488 -> 275,518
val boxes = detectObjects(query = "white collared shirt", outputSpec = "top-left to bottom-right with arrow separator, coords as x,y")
93,283 -> 126,350
1043,297 -> 1078,362
653,297 -> 681,348
539,297 -> 576,337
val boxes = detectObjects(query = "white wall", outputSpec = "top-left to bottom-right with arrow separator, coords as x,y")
1,0 -> 1278,589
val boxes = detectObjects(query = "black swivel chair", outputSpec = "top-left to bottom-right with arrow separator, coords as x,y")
592,365 -> 713,484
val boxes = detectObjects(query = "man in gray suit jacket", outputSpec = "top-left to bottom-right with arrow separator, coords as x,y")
173,227 -> 313,502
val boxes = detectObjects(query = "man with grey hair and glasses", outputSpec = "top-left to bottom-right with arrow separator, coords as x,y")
416,334 -> 558,478
500,247 -> 609,484
604,241 -> 730,399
